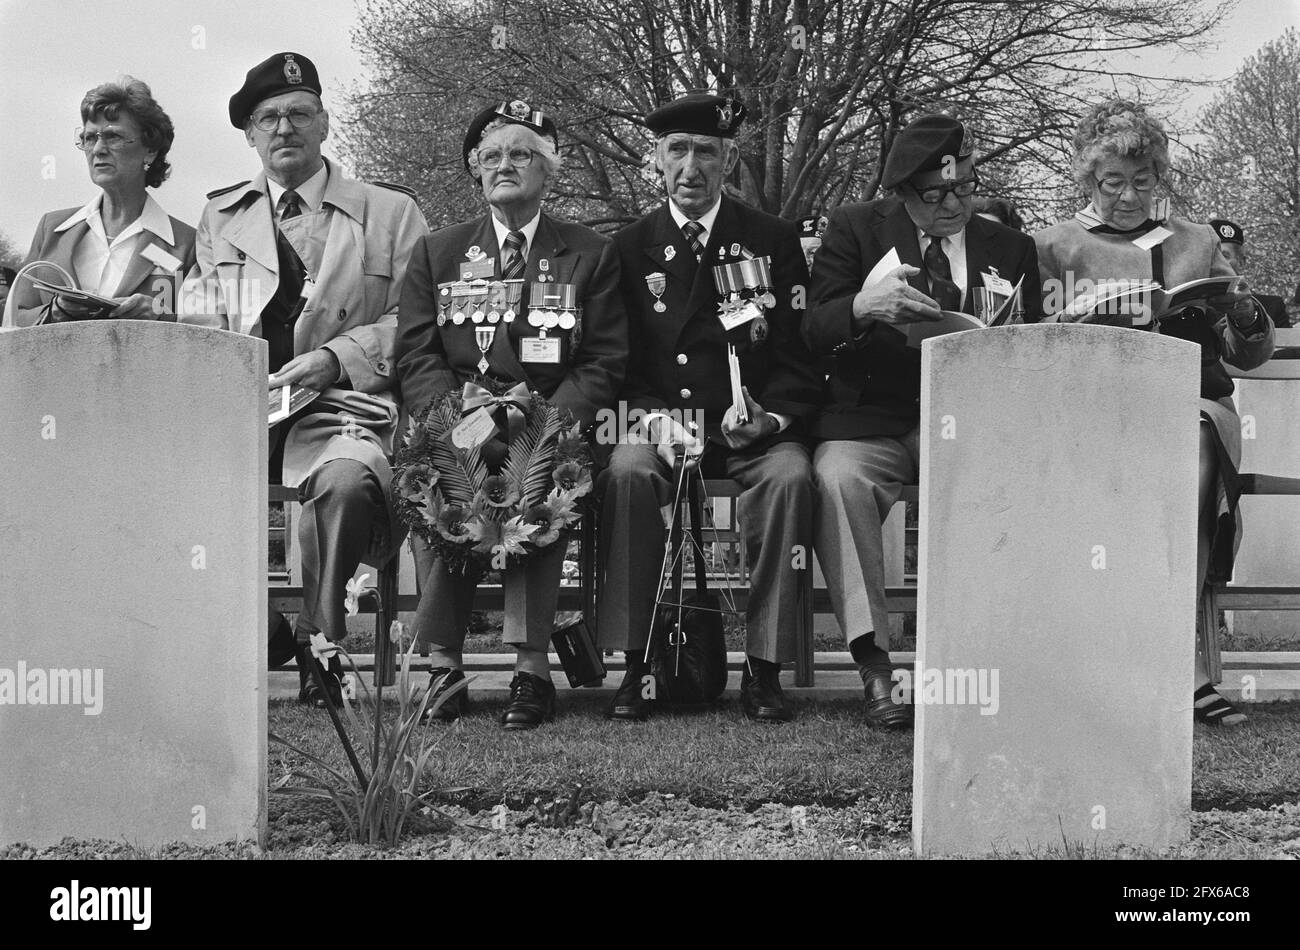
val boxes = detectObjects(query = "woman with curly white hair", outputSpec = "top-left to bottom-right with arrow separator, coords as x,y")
1035,98 -> 1274,726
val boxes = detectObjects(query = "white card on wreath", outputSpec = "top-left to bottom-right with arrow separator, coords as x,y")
451,407 -> 498,450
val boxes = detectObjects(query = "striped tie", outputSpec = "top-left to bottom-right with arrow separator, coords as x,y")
502,230 -> 526,280
923,236 -> 961,312
682,220 -> 705,261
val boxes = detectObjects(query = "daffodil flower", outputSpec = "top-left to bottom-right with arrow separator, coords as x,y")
309,631 -> 338,664
344,573 -> 371,617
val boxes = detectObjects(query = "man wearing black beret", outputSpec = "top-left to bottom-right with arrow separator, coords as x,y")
395,99 -> 627,730
805,114 -> 1041,729
181,52 -> 430,707
1210,218 -> 1291,328
598,90 -> 823,723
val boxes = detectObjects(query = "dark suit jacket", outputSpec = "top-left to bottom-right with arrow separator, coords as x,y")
5,202 -> 196,327
396,211 -> 627,428
805,196 -> 1042,440
615,194 -> 823,442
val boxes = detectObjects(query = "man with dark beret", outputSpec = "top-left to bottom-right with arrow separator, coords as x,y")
1209,218 -> 1291,328
180,52 -> 429,707
598,90 -> 824,723
805,113 -> 1041,729
395,99 -> 626,730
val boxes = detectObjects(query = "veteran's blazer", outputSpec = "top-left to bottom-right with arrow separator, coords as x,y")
396,211 -> 627,428
805,196 -> 1042,441
614,194 -> 823,443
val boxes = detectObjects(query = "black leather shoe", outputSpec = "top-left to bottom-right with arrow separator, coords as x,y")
740,657 -> 793,722
297,646 -> 344,709
268,611 -> 297,667
423,668 -> 468,723
607,653 -> 652,721
861,668 -> 911,729
501,671 -> 556,730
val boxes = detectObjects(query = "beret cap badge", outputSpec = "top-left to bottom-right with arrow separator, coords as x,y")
284,55 -> 302,84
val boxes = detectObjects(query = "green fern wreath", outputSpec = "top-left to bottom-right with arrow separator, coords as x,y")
393,384 -> 594,574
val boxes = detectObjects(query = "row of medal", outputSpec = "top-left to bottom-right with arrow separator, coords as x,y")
436,279 -> 579,332
712,255 -> 777,333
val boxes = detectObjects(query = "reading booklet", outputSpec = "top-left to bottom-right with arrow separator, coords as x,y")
268,385 -> 321,427
905,276 -> 1025,348
1062,277 -> 1243,326
24,274 -> 118,317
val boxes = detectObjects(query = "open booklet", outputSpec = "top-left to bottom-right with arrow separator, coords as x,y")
1061,277 -> 1243,326
904,276 -> 1025,347
862,247 -> 1025,348
268,385 -> 321,427
23,274 -> 119,318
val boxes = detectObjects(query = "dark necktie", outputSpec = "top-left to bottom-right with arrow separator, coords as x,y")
276,189 -> 306,299
682,220 -> 705,262
502,230 -> 526,280
924,236 -> 961,311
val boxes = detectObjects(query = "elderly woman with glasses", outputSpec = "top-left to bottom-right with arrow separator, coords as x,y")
395,99 -> 626,730
3,77 -> 195,327
1035,98 -> 1274,727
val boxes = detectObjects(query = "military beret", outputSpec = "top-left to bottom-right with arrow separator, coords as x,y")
463,100 -> 559,173
882,115 -> 973,189
645,90 -> 747,139
228,52 -> 322,128
1210,219 -> 1244,245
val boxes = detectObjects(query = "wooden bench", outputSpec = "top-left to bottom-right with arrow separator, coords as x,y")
267,484 -> 401,686
1200,328 -> 1300,683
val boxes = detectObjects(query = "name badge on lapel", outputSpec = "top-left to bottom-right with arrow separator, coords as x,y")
461,258 -> 495,280
140,242 -> 183,273
521,337 -> 562,364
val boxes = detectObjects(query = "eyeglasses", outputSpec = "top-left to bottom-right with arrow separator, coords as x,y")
910,174 -> 980,204
1095,173 -> 1158,196
74,129 -> 137,151
476,147 -> 534,170
249,107 -> 320,132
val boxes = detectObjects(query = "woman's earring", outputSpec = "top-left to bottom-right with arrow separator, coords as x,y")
144,162 -> 151,170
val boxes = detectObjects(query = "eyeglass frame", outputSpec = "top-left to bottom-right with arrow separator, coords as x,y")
74,128 -> 138,151
474,146 -> 536,170
1094,172 -> 1159,197
906,171 -> 981,205
248,106 -> 322,132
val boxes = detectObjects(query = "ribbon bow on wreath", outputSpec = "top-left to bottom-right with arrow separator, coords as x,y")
461,380 -> 530,441
462,380 -> 530,469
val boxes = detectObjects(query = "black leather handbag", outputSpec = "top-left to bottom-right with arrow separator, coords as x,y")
650,470 -> 728,707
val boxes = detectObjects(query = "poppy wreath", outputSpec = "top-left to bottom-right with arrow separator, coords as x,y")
393,380 -> 594,574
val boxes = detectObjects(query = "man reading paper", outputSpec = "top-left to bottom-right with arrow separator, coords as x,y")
805,114 -> 1041,728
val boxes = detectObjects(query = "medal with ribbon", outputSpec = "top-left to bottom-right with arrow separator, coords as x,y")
645,271 -> 667,312
474,325 -> 496,375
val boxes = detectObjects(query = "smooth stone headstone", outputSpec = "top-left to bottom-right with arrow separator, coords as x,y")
1227,340 -> 1300,640
0,321 -> 266,848
914,324 -> 1199,855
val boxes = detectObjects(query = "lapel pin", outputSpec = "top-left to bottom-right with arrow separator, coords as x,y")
664,245 -> 676,262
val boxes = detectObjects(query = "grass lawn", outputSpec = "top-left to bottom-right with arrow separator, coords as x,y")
7,694 -> 1298,860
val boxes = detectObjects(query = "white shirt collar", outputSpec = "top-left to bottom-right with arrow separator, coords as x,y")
55,193 -> 175,245
489,210 -> 542,259
267,162 -> 329,215
669,197 -> 722,243
917,226 -> 966,259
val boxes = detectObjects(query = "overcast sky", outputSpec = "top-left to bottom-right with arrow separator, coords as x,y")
1,0 -> 1297,250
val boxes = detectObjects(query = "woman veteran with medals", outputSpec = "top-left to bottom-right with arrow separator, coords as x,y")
1035,98 -> 1274,727
395,100 -> 627,730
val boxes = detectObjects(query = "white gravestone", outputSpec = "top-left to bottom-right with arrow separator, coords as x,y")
914,325 -> 1198,855
0,322 -> 266,848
